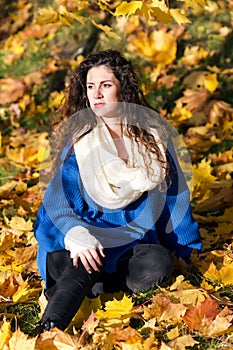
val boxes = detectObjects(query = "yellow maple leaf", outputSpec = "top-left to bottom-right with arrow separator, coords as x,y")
128,30 -> 177,67
183,0 -> 208,7
164,288 -> 206,306
170,8 -> 191,24
114,1 -> 144,17
95,294 -> 134,319
58,5 -> 87,25
7,216 -> 33,231
0,262 -> 24,274
218,262 -> 233,286
166,325 -> 179,340
37,133 -> 50,163
4,35 -> 25,55
180,46 -> 209,66
96,0 -> 112,11
0,232 -> 14,251
35,6 -> 59,25
214,221 -> 233,236
204,73 -> 219,92
48,91 -> 64,110
203,261 -> 221,283
193,158 -> 217,187
12,280 -> 37,303
200,279 -> 214,291
0,318 -> 11,350
151,7 -> 172,24
9,327 -> 36,350
91,19 -> 121,40
69,296 -> 101,329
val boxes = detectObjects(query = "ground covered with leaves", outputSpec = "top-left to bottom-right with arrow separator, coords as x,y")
0,0 -> 233,349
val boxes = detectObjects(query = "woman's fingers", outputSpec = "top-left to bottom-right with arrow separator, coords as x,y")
73,248 -> 104,273
73,254 -> 79,268
100,247 -> 105,258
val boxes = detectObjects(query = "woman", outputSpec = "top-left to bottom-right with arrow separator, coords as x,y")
35,49 -> 202,333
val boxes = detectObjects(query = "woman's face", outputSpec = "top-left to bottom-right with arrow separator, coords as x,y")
86,65 -> 121,117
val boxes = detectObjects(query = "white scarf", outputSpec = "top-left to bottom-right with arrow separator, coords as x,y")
74,119 -> 166,209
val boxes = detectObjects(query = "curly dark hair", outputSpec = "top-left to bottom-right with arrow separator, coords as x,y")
52,49 -> 171,182
60,49 -> 149,118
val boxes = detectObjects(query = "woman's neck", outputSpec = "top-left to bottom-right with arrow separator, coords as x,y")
101,117 -> 129,163
100,116 -> 122,138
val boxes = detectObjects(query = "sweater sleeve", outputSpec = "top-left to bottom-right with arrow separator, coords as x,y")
34,154 -> 90,252
156,139 -> 202,260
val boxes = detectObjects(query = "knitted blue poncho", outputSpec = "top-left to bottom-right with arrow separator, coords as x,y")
34,145 -> 202,284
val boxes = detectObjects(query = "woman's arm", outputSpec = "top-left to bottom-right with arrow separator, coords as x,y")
34,154 -> 105,271
156,139 -> 202,261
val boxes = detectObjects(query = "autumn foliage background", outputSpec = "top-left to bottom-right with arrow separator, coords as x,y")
0,0 -> 233,349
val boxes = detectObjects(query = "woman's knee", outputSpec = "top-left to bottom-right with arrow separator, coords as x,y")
126,244 -> 174,292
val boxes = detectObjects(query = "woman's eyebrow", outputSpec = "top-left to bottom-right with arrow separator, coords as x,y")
86,79 -> 113,84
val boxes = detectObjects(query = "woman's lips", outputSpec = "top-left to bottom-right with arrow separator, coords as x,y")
93,102 -> 105,107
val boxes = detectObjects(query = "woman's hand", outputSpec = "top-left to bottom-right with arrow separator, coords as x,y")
73,247 -> 105,273
64,227 -> 105,273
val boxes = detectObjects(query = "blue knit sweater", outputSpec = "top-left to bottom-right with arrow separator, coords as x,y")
34,145 -> 202,284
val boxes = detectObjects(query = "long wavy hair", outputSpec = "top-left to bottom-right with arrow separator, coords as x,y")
51,49 -> 171,182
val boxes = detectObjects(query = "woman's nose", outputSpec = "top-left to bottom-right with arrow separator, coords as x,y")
93,86 -> 103,99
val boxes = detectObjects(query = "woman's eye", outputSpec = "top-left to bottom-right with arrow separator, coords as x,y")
86,85 -> 94,89
103,83 -> 112,88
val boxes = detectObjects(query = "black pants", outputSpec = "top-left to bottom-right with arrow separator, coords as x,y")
41,244 -> 174,330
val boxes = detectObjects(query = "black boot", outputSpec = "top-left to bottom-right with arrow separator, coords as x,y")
34,320 -> 57,336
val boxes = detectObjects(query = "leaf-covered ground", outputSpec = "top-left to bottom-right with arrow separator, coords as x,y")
0,0 -> 233,349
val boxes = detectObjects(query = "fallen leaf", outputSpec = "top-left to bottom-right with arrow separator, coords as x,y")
183,298 -> 218,330
81,311 -> 99,335
36,327 -> 80,349
0,318 -> 11,349
168,334 -> 199,350
12,280 -> 38,303
14,245 -> 37,265
7,216 -> 33,231
9,327 -> 36,350
0,78 -> 25,104
95,294 -> 134,319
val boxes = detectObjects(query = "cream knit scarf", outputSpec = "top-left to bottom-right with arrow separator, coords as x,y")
74,119 -> 166,209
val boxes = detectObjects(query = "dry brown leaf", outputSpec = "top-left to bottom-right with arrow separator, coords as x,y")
81,311 -> 99,335
168,334 -> 199,350
202,306 -> 233,336
0,275 -> 19,299
159,302 -> 187,324
112,326 -> 143,344
0,78 -> 25,104
36,327 -> 80,350
143,294 -> 170,320
23,72 -> 44,89
14,245 -> 37,265
176,88 -> 210,113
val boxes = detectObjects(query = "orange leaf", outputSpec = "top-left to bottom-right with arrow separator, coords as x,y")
183,298 -> 218,331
